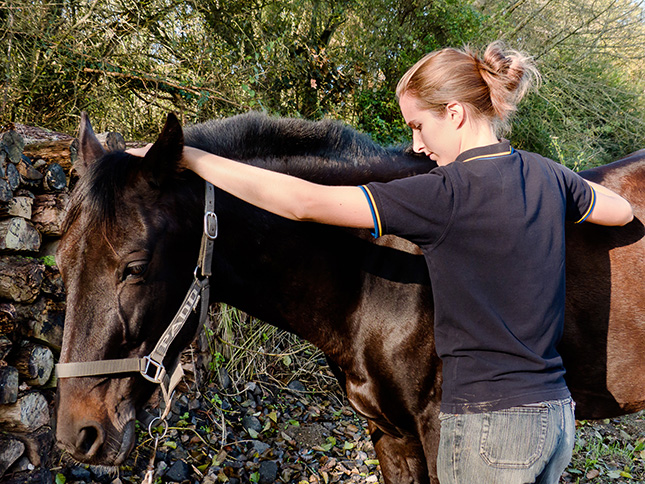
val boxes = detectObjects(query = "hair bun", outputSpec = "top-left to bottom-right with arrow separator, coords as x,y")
474,41 -> 540,122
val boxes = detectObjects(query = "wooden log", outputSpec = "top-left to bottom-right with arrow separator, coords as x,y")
0,303 -> 17,334
0,334 -> 12,360
14,426 -> 53,468
31,192 -> 69,237
0,435 -> 25,479
0,391 -> 49,432
0,196 -> 33,219
10,342 -> 54,387
6,162 -> 21,190
1,131 -> 26,165
41,163 -> 67,191
23,139 -> 74,174
16,158 -> 43,189
0,218 -> 41,252
0,256 -> 44,303
0,179 -> 13,203
0,366 -> 19,404
15,297 -> 65,350
41,265 -> 65,301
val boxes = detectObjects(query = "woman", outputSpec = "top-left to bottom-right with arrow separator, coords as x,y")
130,42 -> 633,483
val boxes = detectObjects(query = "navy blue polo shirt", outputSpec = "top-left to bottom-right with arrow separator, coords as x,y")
361,140 -> 595,413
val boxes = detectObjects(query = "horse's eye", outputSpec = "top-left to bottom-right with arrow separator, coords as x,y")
124,261 -> 148,280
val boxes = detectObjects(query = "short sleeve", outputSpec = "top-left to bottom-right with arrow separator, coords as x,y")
554,163 -> 596,223
361,170 -> 454,246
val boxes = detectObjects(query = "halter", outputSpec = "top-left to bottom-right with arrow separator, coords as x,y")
55,182 -> 218,419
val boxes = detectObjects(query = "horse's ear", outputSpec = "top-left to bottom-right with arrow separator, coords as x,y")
75,112 -> 106,177
142,113 -> 184,181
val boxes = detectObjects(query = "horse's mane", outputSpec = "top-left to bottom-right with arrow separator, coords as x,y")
65,113 -> 430,233
185,112 -> 429,185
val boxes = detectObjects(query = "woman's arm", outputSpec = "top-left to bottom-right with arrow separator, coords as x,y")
584,180 -> 634,226
183,146 -> 375,229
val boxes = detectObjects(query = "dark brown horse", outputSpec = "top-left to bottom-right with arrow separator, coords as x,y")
55,112 -> 645,484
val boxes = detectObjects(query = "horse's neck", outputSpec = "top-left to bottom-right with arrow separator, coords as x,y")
210,201 -> 368,355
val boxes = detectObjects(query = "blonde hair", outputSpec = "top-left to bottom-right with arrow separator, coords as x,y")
396,41 -> 540,134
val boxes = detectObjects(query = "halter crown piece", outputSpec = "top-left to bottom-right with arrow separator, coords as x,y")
55,182 -> 218,420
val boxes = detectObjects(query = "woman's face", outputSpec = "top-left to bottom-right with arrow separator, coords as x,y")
399,93 -> 462,166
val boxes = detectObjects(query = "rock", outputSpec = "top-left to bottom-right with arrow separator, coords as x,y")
258,461 -> 278,484
242,415 -> 263,434
251,440 -> 271,454
287,380 -> 306,392
70,465 -> 91,481
217,367 -> 232,389
164,459 -> 191,482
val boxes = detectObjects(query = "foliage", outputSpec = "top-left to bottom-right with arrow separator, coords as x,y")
1,0 -> 645,157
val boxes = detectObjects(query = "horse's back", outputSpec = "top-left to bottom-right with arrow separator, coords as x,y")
564,151 -> 645,418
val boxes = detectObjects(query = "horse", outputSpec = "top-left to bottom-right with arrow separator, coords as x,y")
54,112 -> 645,484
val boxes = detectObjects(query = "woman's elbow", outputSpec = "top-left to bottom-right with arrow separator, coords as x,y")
617,201 -> 635,226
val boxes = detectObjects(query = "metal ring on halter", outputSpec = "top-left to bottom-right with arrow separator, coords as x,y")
147,415 -> 169,440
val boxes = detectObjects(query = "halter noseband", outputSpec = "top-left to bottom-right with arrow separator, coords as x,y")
55,182 -> 218,416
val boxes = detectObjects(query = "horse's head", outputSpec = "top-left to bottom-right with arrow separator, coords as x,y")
55,113 -> 203,466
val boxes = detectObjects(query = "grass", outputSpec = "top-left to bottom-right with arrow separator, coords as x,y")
565,414 -> 645,483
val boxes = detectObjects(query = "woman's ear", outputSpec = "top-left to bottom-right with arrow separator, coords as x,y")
446,101 -> 466,128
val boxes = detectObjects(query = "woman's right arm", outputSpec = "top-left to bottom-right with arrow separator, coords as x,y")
183,146 -> 375,229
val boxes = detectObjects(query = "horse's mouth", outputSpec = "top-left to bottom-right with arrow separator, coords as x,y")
114,419 -> 136,466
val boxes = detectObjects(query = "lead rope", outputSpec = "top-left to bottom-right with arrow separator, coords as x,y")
142,414 -> 169,484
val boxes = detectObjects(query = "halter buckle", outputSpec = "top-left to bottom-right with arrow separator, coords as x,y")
204,211 -> 218,240
141,356 -> 165,384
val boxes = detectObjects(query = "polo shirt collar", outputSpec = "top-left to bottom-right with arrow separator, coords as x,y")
455,139 -> 513,163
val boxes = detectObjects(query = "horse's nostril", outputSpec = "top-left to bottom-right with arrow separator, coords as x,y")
76,422 -> 104,457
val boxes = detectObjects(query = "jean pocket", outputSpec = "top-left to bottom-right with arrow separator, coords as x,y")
479,406 -> 548,469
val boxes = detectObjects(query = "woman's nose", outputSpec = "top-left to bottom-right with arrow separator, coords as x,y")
412,131 -> 425,154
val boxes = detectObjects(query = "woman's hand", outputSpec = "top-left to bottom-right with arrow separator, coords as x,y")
126,144 -> 153,158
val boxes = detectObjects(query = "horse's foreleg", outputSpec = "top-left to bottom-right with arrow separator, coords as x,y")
368,421 -> 434,484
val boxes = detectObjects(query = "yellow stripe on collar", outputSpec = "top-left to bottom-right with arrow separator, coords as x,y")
461,149 -> 513,164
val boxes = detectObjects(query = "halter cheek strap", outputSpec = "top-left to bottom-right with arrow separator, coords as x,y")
55,182 -> 217,418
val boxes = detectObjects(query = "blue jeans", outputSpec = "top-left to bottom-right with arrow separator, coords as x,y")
437,398 -> 575,484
